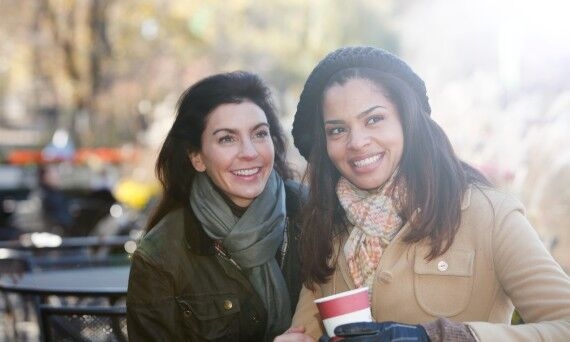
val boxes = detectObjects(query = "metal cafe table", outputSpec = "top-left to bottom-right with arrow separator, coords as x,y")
0,234 -> 136,252
0,233 -> 137,270
0,265 -> 130,341
0,265 -> 130,297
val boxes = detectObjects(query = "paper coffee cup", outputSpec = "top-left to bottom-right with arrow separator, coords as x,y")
314,287 -> 372,337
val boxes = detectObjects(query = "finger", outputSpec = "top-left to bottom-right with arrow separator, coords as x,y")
287,326 -> 306,334
274,332 -> 315,342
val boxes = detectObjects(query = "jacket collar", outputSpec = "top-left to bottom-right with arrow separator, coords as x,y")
183,206 -> 216,255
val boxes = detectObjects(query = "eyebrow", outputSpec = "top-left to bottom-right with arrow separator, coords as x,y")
324,105 -> 385,125
212,122 -> 269,135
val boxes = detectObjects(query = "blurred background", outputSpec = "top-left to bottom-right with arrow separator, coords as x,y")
0,0 -> 568,269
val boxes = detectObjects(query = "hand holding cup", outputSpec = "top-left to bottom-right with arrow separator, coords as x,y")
314,287 -> 372,339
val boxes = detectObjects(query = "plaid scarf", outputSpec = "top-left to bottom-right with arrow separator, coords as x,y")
337,175 -> 404,289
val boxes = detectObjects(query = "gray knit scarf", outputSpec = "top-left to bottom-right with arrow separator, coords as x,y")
189,170 -> 291,340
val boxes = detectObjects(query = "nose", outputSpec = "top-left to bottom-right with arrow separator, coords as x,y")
239,138 -> 259,159
347,129 -> 371,151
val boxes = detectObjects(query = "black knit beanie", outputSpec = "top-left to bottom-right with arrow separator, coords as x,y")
291,46 -> 430,160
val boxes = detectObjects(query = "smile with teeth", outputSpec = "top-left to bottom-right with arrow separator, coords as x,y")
232,167 -> 261,176
351,153 -> 382,168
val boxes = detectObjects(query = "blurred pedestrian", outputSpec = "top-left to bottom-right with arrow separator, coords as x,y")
38,165 -> 73,234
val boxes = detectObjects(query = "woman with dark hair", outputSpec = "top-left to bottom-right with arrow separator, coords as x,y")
277,47 -> 570,341
127,71 -> 305,341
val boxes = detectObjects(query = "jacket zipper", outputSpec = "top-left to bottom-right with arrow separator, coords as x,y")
279,217 -> 289,268
214,240 -> 242,271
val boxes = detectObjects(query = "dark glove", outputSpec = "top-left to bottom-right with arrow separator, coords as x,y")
320,321 -> 429,342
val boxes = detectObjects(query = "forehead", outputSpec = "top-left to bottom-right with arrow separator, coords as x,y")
325,77 -> 383,95
322,78 -> 391,116
204,101 -> 268,131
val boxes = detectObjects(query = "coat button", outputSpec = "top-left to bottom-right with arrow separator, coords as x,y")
179,302 -> 192,316
437,260 -> 448,272
223,300 -> 233,310
376,270 -> 393,284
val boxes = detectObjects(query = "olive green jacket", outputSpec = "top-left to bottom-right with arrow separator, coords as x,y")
127,181 -> 305,341
292,186 -> 570,341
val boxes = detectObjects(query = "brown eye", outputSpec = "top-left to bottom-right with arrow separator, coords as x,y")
326,127 -> 346,136
253,129 -> 269,139
366,115 -> 384,125
218,135 -> 235,144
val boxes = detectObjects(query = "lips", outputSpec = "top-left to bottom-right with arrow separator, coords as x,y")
350,153 -> 383,168
231,167 -> 261,176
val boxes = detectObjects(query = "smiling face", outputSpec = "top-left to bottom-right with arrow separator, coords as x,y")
190,101 -> 274,207
322,78 -> 404,190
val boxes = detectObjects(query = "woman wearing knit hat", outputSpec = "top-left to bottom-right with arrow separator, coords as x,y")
276,47 -> 570,341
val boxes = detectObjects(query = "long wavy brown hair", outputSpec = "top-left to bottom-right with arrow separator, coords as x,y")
300,68 -> 491,288
146,71 -> 293,231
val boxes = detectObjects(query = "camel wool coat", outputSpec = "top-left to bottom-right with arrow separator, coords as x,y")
291,186 -> 570,341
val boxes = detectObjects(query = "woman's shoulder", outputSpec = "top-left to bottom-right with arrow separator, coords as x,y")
464,184 -> 526,216
455,186 -> 532,252
136,208 -> 186,257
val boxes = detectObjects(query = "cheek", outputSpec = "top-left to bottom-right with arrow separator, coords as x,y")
326,141 -> 343,169
263,142 -> 276,163
203,150 -> 232,173
393,132 -> 405,156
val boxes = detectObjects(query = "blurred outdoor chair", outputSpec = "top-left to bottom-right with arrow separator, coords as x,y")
0,248 -> 35,340
0,247 -> 123,340
0,237 -> 132,341
0,248 -> 33,275
1,264 -> 130,341
39,304 -> 127,342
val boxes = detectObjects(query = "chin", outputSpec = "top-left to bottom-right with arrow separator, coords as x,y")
236,188 -> 264,200
350,176 -> 389,190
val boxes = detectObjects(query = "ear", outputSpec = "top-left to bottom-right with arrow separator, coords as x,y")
189,151 -> 206,172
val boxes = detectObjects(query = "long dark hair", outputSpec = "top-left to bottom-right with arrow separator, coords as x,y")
146,71 -> 293,231
300,68 -> 491,287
